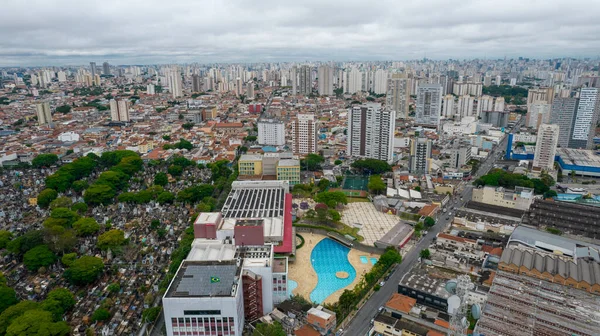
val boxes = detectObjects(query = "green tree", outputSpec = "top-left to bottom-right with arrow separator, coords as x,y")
95,171 -> 129,190
134,190 -> 154,204
23,245 -> 57,271
0,301 -> 39,335
301,154 -> 325,171
49,197 -> 72,210
72,180 -> 89,193
7,230 -> 44,255
0,230 -> 12,249
91,308 -> 111,322
424,217 -> 435,228
0,286 -> 18,314
150,220 -> 161,230
61,253 -> 77,267
37,189 -> 58,208
49,208 -> 80,227
157,191 -> 175,204
141,306 -> 161,323
162,135 -> 171,141
328,209 -> 341,221
317,178 -> 330,192
55,105 -> 72,114
245,135 -> 257,142
71,202 -> 88,214
107,283 -> 120,293
420,249 -> 431,259
6,310 -> 70,336
32,154 -> 59,168
43,225 -> 76,254
368,175 -> 386,195
154,172 -> 169,186
46,288 -> 76,312
543,190 -> 558,199
64,256 -> 104,285
97,229 -> 126,250
252,322 -> 285,336
168,165 -> 183,177
84,184 -> 116,205
73,217 -> 100,236
351,159 -> 392,175
182,122 -> 194,130
334,159 -> 342,165
314,191 -> 348,208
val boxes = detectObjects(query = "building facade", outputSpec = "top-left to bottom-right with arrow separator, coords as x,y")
416,84 -> 443,127
257,118 -> 285,146
109,99 -> 130,122
35,102 -> 52,125
317,65 -> 333,96
292,114 -> 318,155
386,74 -> 410,118
299,65 -> 312,95
550,97 -> 578,148
409,137 -> 432,174
347,103 -> 396,162
533,123 -> 559,172
570,87 -> 600,149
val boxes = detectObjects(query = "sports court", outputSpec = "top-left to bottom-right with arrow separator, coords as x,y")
342,176 -> 369,191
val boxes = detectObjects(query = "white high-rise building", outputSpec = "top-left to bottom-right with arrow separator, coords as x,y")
386,74 -> 409,118
109,99 -> 130,122
258,118 -> 285,146
409,137 -> 432,174
168,69 -> 183,98
57,71 -> 67,82
291,67 -> 297,95
317,65 -> 333,96
477,95 -> 494,115
373,69 -> 388,95
527,102 -> 551,128
292,114 -> 318,155
416,84 -> 443,127
570,87 -> 600,149
347,103 -> 396,162
147,84 -> 155,95
90,62 -> 96,78
457,95 -> 475,118
442,95 -> 455,117
246,81 -> 254,99
236,77 -> 243,96
494,97 -> 505,112
298,65 -> 311,95
347,68 -> 363,94
533,124 -> 560,172
36,102 -> 52,125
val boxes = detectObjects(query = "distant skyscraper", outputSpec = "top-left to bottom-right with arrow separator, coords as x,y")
373,69 -> 388,95
147,84 -> 156,95
236,77 -> 243,96
347,68 -> 363,94
477,95 -> 494,116
409,137 -> 432,174
291,66 -> 297,95
35,102 -> 52,125
386,74 -> 409,118
246,81 -> 254,99
292,114 -> 317,155
109,99 -> 130,122
90,62 -> 96,78
192,74 -> 202,92
416,84 -> 443,127
527,102 -> 551,128
258,118 -> 285,146
457,95 -> 475,118
57,71 -> 66,82
298,65 -> 311,95
533,124 -> 559,172
102,62 -> 110,75
526,87 -> 554,126
168,70 -> 183,98
347,103 -> 396,162
550,97 -> 578,148
317,65 -> 333,96
442,95 -> 455,117
570,87 -> 600,149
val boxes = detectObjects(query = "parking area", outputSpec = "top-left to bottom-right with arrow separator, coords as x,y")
341,202 -> 400,245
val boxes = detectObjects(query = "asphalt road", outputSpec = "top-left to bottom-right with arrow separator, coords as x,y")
344,120 -> 521,336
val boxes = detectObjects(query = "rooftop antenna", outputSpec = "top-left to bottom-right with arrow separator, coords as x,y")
446,275 -> 476,336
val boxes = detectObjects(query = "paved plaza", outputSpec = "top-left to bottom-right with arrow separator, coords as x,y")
341,202 -> 400,245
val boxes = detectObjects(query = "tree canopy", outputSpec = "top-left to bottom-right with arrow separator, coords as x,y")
32,154 -> 59,168
5,310 -> 70,336
352,159 -> 392,175
37,189 -> 58,208
97,229 -> 126,250
474,168 -> 554,194
252,322 -> 286,336
64,256 -> 104,285
73,217 -> 100,236
0,286 -> 18,314
84,184 -> 116,205
154,172 -> 169,186
300,154 -> 325,171
314,191 -> 348,208
23,245 -> 57,271
368,175 -> 386,195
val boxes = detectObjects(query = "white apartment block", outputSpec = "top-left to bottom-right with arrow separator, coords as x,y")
292,114 -> 318,155
257,118 -> 285,146
347,103 -> 396,162
533,123 -> 559,172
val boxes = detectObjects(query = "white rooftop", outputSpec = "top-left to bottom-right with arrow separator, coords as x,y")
187,239 -> 236,261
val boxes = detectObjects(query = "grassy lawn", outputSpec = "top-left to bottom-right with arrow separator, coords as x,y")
347,197 -> 370,203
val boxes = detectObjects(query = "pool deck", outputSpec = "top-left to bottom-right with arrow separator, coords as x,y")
288,232 -> 376,305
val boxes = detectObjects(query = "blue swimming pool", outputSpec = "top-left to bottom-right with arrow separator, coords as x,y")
310,238 -> 356,303
288,280 -> 298,298
360,256 -> 368,264
370,258 -> 378,265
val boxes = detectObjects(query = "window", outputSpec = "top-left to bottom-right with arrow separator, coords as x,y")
184,310 -> 221,315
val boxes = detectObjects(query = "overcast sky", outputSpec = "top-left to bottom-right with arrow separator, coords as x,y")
1,0 -> 599,66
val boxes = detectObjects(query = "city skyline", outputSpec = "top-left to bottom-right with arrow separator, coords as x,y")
2,0 -> 600,66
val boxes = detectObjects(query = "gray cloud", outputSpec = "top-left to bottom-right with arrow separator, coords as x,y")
1,0 -> 599,66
